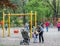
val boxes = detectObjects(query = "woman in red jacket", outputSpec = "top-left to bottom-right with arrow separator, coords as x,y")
45,21 -> 50,32
57,22 -> 60,31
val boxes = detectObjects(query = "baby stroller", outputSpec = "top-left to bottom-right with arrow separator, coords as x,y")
20,29 -> 30,45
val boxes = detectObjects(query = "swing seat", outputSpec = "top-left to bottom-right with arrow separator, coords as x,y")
14,29 -> 19,34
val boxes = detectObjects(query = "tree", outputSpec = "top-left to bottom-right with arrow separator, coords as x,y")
0,0 -> 17,13
0,0 -> 18,22
25,0 -> 52,22
21,0 -> 26,25
46,0 -> 60,18
10,0 -> 28,25
46,0 -> 60,25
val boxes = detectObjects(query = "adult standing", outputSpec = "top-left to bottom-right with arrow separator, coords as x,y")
37,24 -> 44,43
57,22 -> 60,31
45,21 -> 50,32
25,23 -> 29,32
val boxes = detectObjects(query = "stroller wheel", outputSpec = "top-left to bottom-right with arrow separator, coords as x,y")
24,42 -> 29,45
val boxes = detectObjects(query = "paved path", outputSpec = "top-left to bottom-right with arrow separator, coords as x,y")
0,27 -> 60,46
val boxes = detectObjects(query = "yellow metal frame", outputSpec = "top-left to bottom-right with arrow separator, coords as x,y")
2,11 -> 37,38
2,12 -> 4,37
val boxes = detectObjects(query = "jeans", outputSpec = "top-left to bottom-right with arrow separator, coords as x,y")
39,32 -> 44,43
58,27 -> 60,31
46,26 -> 48,32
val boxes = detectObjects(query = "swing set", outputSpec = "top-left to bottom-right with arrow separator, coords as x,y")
2,11 -> 37,38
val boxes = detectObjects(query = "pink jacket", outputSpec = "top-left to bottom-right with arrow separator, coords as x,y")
57,22 -> 60,27
45,22 -> 49,27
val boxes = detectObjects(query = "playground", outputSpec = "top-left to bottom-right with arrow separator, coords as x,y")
0,11 -> 37,38
0,27 -> 60,46
0,0 -> 60,46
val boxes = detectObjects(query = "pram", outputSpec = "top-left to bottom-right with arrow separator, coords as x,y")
20,29 -> 30,45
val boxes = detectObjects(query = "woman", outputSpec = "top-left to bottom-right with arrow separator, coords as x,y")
37,24 -> 44,43
57,22 -> 60,31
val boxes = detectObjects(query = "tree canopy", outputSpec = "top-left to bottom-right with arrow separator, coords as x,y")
0,0 -> 17,9
25,0 -> 53,21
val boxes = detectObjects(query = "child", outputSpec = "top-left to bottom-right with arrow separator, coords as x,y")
5,23 -> 8,31
32,30 -> 38,43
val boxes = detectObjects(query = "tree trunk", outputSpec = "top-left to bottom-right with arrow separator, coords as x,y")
52,0 -> 57,26
22,0 -> 26,25
57,0 -> 59,18
46,0 -> 59,26
52,0 -> 57,17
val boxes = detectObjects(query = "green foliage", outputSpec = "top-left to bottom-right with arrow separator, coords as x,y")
25,0 -> 53,21
0,0 -> 60,24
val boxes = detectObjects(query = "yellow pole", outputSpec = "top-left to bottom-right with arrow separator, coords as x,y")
2,12 -> 4,37
30,11 -> 32,39
35,11 -> 37,27
8,13 -> 10,37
